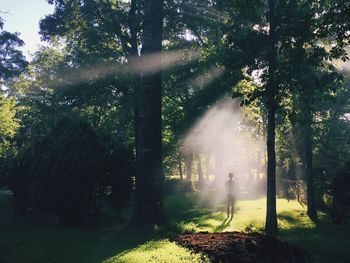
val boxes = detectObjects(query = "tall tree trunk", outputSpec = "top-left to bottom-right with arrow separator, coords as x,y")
257,145 -> 261,176
196,152 -> 204,187
265,0 -> 278,237
185,152 -> 193,181
303,103 -> 317,220
31,126 -> 36,158
204,154 -> 209,181
133,0 -> 165,226
178,154 -> 183,180
129,0 -> 141,151
115,101 -> 127,148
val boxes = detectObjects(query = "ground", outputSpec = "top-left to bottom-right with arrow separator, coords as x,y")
174,232 -> 308,263
0,189 -> 349,263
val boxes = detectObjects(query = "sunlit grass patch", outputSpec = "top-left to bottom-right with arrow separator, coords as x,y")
165,193 -> 310,233
103,239 -> 208,263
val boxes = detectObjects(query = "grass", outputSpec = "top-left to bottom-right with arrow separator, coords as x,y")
1,190 -> 349,263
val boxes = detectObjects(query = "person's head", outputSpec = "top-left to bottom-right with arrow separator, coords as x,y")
228,173 -> 234,180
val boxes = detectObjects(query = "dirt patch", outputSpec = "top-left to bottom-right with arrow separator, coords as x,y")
174,231 -> 309,263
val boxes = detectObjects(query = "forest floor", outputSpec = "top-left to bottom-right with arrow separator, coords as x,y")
174,231 -> 308,263
1,189 -> 350,263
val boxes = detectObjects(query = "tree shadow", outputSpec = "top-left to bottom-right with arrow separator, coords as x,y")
307,212 -> 320,226
278,214 -> 350,263
279,213 -> 298,224
214,216 -> 233,232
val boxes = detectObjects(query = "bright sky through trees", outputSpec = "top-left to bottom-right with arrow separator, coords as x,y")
0,0 -> 54,58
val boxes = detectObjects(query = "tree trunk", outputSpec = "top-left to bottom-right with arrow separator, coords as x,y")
257,145 -> 261,176
265,0 -> 278,237
116,101 -> 127,148
31,126 -> 36,158
185,152 -> 193,181
129,0 -> 141,152
196,152 -> 204,187
303,104 -> 317,220
178,154 -> 183,180
204,154 -> 209,181
133,0 -> 165,226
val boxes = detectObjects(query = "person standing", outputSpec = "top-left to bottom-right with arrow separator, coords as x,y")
226,172 -> 236,218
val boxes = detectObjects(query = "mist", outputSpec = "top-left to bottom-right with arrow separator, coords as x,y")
181,97 -> 266,207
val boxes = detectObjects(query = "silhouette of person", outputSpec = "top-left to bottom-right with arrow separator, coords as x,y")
226,172 -> 236,218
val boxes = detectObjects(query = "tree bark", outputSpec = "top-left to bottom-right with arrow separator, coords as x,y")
265,0 -> 278,237
31,126 -> 36,158
115,101 -> 127,148
178,154 -> 183,180
196,152 -> 204,187
133,0 -> 165,226
204,154 -> 209,181
185,151 -> 193,181
302,102 -> 317,220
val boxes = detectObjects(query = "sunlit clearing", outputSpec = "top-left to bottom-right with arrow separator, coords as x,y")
53,49 -> 201,87
103,239 -> 207,263
189,65 -> 225,89
182,97 -> 266,208
165,194 -> 316,234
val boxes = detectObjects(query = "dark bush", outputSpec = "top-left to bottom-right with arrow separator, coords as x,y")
332,161 -> 350,223
30,118 -> 106,224
164,179 -> 192,194
108,146 -> 134,208
9,152 -> 34,215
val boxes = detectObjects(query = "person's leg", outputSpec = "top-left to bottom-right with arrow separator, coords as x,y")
230,198 -> 235,218
226,197 -> 230,218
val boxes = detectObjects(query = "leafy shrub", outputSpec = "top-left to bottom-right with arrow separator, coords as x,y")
30,118 -> 106,224
164,179 -> 192,194
9,151 -> 34,215
108,146 -> 134,208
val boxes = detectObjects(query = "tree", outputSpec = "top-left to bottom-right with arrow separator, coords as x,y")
0,95 -> 19,156
0,16 -> 27,184
264,0 -> 278,236
0,15 -> 27,146
222,0 -> 279,236
0,16 -> 27,83
132,0 -> 166,226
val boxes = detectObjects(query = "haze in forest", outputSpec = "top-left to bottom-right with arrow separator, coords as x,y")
182,97 -> 266,206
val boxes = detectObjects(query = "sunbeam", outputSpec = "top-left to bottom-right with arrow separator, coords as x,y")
182,97 -> 266,207
189,65 -> 225,89
181,4 -> 228,23
52,49 -> 201,87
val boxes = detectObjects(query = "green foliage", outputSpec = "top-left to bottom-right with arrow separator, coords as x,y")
0,95 -> 19,156
33,118 -> 105,223
0,95 -> 21,186
0,16 -> 27,82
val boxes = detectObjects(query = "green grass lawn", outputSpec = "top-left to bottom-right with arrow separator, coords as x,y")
1,190 -> 349,263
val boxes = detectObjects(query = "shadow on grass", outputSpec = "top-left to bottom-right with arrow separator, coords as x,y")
214,216 -> 233,232
165,193 -> 226,229
0,190 -> 154,263
0,222 -> 153,263
278,213 -> 298,224
278,212 -> 350,263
